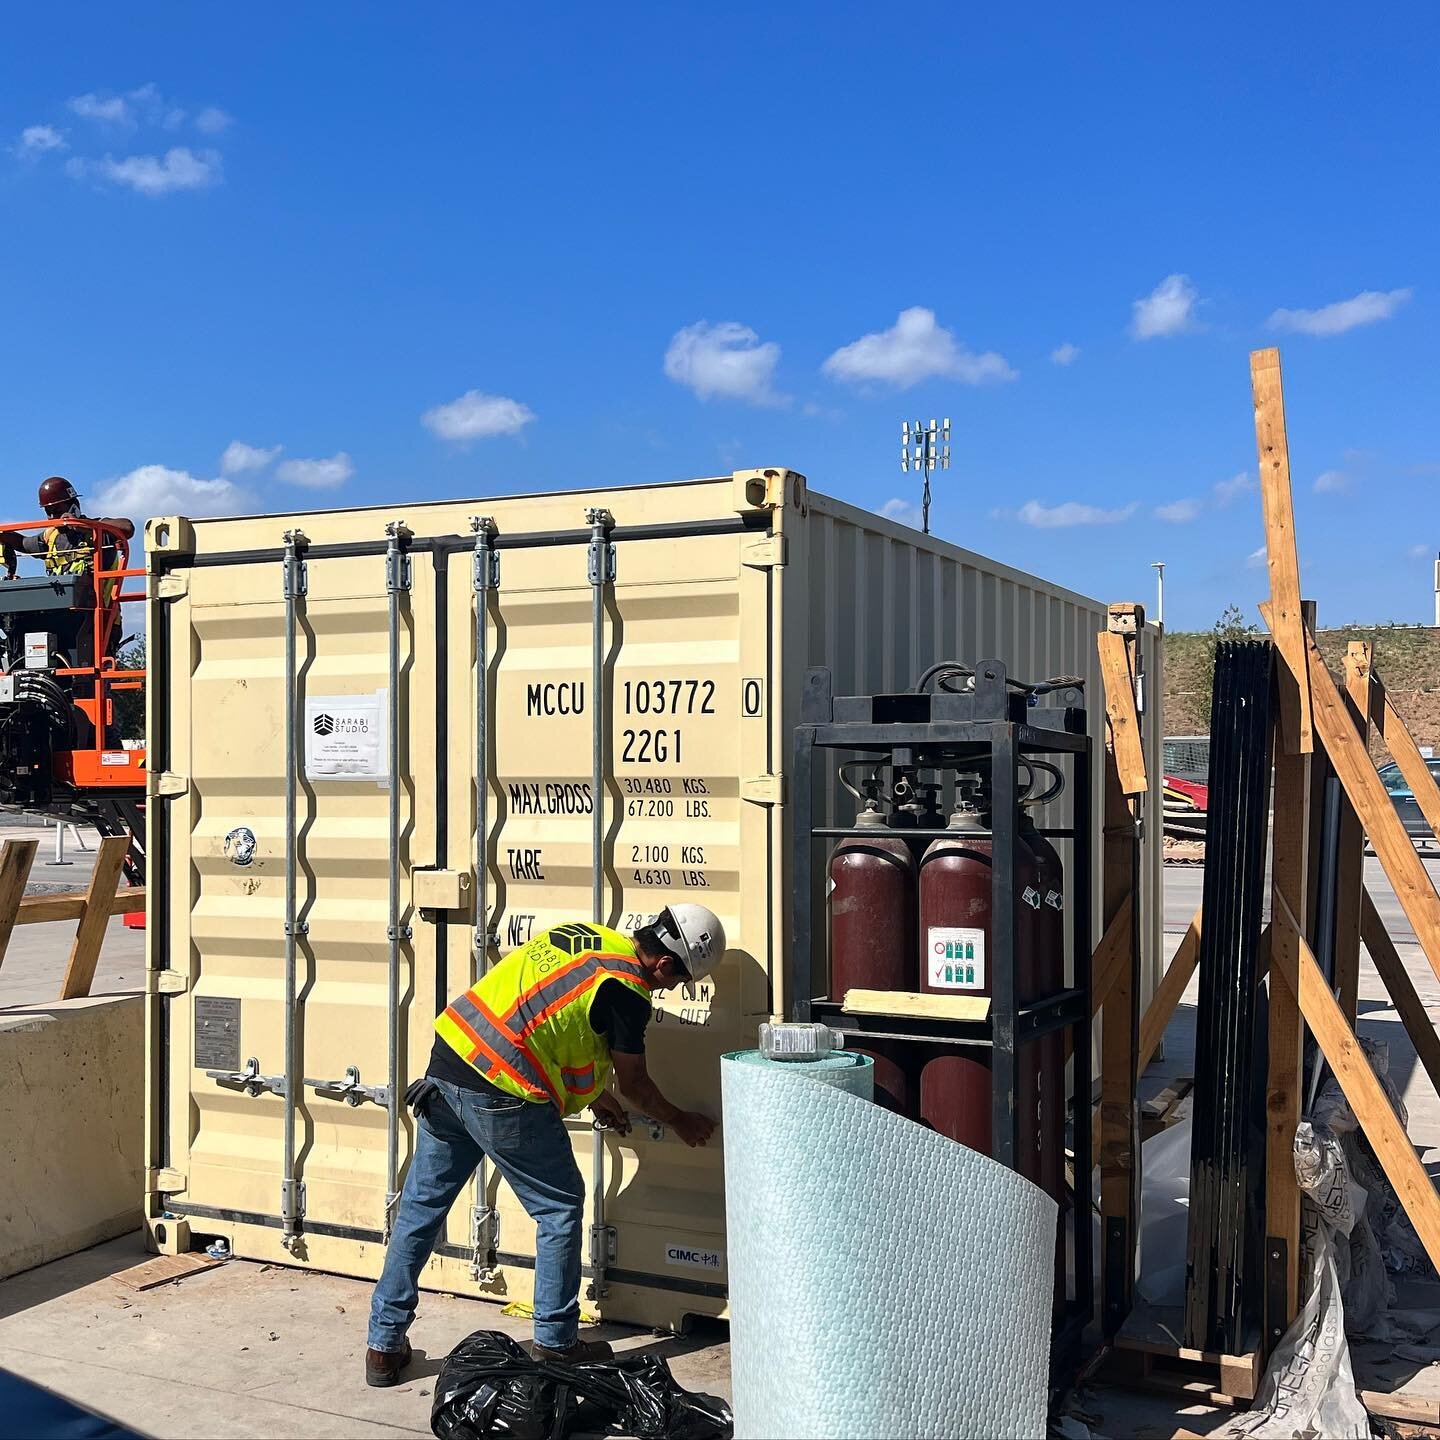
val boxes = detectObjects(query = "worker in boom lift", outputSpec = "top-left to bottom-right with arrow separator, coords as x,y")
365,905 -> 725,1387
1,476 -> 135,584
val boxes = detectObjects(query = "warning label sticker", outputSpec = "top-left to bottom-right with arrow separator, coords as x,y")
664,1242 -> 724,1272
304,691 -> 388,781
927,926 -> 985,990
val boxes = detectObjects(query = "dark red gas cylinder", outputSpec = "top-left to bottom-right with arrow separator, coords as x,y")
828,798 -> 918,1117
918,792 -> 1043,1164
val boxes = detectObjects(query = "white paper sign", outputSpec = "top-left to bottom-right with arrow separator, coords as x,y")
926,926 -> 986,990
304,690 -> 388,781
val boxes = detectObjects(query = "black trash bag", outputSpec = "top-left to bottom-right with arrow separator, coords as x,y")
430,1330 -> 732,1440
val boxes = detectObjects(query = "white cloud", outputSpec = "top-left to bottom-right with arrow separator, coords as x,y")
93,464 -> 255,520
220,441 -> 282,476
68,91 -> 132,124
1213,471 -> 1256,506
1246,546 -> 1267,570
1407,543 -> 1432,560
664,321 -> 787,406
421,390 -> 536,441
1269,288 -> 1412,337
70,146 -> 221,195
1155,498 -> 1201,523
1050,342 -> 1080,366
17,125 -> 66,156
1016,499 -> 1138,528
822,307 -> 1015,389
195,106 -> 231,135
1313,469 -> 1349,494
1130,274 -> 1202,339
275,452 -> 354,489
879,497 -> 924,529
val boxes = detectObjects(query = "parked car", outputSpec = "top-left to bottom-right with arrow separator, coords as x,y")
1378,759 -> 1440,846
1163,735 -> 1210,837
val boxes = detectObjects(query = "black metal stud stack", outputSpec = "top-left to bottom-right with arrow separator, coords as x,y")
1184,639 -> 1275,1353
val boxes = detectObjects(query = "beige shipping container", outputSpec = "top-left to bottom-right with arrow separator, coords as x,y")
143,467 -> 1162,1330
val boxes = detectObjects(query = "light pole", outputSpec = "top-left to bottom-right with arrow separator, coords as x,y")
1151,561 -> 1165,628
901,418 -> 950,534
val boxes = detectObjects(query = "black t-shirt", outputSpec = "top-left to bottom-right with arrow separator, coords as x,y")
427,978 -> 652,1094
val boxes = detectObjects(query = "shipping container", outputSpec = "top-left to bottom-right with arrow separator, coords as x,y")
143,467 -> 1162,1329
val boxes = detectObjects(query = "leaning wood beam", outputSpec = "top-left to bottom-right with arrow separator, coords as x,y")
1277,894 -> 1440,1276
15,886 -> 146,926
1090,892 -> 1136,1017
1333,642 -> 1374,1025
1361,888 -> 1440,1105
0,838 -> 39,972
1137,908 -> 1201,1072
1252,348 -> 1312,754
1265,612 -> 1440,988
1097,629 -> 1147,795
59,835 -> 131,1000
1263,633 -> 1310,1353
1372,679 -> 1440,841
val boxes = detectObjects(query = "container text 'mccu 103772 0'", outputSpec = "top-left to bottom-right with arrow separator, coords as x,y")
142,467 -> 1161,1330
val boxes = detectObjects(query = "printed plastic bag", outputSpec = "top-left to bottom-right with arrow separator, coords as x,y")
430,1329 -> 733,1440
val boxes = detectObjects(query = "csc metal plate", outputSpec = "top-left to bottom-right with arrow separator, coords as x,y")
193,996 -> 241,1071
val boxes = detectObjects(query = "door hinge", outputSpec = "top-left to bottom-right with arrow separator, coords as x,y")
152,772 -> 189,798
741,534 -> 787,570
150,970 -> 189,996
741,773 -> 785,806
150,1167 -> 187,1194
156,574 -> 189,600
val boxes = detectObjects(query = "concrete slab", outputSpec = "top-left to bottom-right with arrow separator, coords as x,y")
0,1234 -> 731,1440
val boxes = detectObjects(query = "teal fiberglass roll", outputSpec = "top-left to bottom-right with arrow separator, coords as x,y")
720,1048 -> 1054,1439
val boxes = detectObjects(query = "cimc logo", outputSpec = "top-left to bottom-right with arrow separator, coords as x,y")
312,713 -> 335,736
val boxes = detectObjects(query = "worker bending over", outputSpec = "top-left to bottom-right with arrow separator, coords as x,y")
365,904 -> 725,1387
2,476 -> 134,581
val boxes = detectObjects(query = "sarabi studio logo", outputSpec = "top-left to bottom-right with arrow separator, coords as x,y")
313,713 -> 335,736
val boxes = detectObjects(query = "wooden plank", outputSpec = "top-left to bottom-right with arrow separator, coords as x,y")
841,988 -> 990,1022
0,838 -> 39,972
1274,615 -> 1440,988
113,1251 -> 222,1290
1251,347 -> 1312,753
1373,680 -> 1440,841
1334,642 -> 1373,1024
1361,887 -> 1440,1104
1090,891 -> 1135,1017
15,886 -> 145,926
59,836 -> 130,1000
1277,893 -> 1440,1276
1097,630 -> 1147,795
1263,628 -> 1310,1353
1138,906 -> 1201,1072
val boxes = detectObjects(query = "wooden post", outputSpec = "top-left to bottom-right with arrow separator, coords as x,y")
1252,348 -> 1312,754
1097,603 -> 1144,1336
1262,616 -> 1309,1355
1333,642 -> 1373,1025
0,838 -> 39,973
59,835 -> 130,1000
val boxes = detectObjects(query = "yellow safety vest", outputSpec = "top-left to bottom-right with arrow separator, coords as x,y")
43,526 -> 92,576
435,923 -> 652,1116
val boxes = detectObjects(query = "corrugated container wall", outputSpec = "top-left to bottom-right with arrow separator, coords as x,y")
143,468 -> 1161,1330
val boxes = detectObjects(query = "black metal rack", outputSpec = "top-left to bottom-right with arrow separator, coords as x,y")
790,660 -> 1095,1363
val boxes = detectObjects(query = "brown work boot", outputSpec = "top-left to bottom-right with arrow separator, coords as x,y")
365,1338 -> 412,1387
529,1337 -> 614,1364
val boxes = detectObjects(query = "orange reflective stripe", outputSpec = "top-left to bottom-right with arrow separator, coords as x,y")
500,953 -> 593,1026
561,1064 -> 596,1092
448,992 -> 559,1106
516,962 -> 649,1039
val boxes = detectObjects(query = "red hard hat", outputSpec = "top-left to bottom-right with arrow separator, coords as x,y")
38,476 -> 79,511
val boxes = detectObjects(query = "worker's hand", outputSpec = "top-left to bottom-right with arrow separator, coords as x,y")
590,1091 -> 631,1135
671,1111 -> 716,1148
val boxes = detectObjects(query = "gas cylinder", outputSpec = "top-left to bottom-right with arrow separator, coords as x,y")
828,766 -> 918,1116
918,778 -> 1043,1165
890,771 -> 945,863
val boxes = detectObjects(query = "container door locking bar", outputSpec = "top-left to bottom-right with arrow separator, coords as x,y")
305,1066 -> 390,1107
280,529 -> 308,1249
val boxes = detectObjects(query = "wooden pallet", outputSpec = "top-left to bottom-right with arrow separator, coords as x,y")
1108,1301 -> 1261,1407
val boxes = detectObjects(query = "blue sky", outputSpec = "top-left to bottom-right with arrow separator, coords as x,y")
2,4 -> 1436,629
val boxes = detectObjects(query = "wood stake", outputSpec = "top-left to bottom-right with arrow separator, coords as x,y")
1097,630 -> 1148,795
0,839 -> 39,973
59,835 -> 130,1000
1252,348 -> 1313,753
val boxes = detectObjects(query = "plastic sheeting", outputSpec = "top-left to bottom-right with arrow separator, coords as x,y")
720,1050 -> 1057,1440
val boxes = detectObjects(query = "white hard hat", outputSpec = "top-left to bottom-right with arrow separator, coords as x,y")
656,904 -> 726,982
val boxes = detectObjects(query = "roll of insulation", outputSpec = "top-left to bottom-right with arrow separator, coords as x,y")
721,1049 -> 1055,1439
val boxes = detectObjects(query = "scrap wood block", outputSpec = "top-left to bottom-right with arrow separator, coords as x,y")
113,1250 -> 222,1290
1111,1300 -> 1261,1405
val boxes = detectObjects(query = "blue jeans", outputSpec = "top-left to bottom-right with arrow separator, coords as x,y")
367,1078 -> 585,1351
